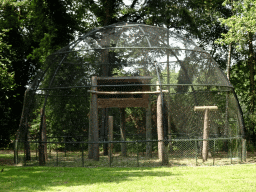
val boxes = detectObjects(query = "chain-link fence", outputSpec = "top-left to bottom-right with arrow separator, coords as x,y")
15,136 -> 246,167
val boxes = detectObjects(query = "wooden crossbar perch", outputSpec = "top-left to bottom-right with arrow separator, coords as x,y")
194,106 -> 218,111
194,106 -> 218,162
88,90 -> 168,94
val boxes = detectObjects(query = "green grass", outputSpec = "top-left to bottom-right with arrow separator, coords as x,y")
1,164 -> 256,192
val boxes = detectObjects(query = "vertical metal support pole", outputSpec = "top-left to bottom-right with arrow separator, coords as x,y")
240,138 -> 243,163
36,142 -> 38,160
224,92 -> 230,152
23,145 -> 26,166
14,140 -> 18,164
146,99 -> 152,158
213,139 -> 215,166
108,116 -> 113,166
101,108 -> 109,156
56,145 -> 58,166
39,108 -> 47,165
64,137 -> 67,157
24,117 -> 31,161
88,111 -> 93,159
167,26 -> 172,152
230,139 -> 233,164
242,139 -> 246,162
49,137 -> 51,153
120,108 -> 127,157
81,143 -> 84,167
136,141 -> 139,167
195,140 -> 198,166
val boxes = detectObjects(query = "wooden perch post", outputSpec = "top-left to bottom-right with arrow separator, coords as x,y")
88,76 -> 154,161
88,76 -> 99,161
194,106 -> 218,162
157,81 -> 168,165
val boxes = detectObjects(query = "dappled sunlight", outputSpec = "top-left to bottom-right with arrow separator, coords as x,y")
1,165 -> 256,192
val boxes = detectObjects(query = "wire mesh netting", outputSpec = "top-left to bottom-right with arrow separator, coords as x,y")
16,22 -> 245,167
15,138 -> 245,167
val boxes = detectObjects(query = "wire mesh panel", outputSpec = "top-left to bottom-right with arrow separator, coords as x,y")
16,22 -> 245,167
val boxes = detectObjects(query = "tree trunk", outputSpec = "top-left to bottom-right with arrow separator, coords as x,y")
227,43 -> 232,80
248,32 -> 255,143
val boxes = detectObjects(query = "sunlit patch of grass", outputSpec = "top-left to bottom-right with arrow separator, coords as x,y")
0,164 -> 256,192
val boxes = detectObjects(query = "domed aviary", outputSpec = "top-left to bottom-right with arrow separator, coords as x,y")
17,23 -> 245,166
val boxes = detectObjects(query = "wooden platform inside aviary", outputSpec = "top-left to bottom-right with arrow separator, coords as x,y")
93,76 -> 153,108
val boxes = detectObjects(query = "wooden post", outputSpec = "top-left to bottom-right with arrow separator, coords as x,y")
203,108 -> 209,161
146,99 -> 152,158
120,108 -> 127,156
157,82 -> 168,164
88,76 -> 99,161
194,106 -> 218,162
108,116 -> 113,164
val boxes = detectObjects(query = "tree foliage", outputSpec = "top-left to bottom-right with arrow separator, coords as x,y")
0,29 -> 16,98
1,0 -> 254,147
216,0 -> 256,142
0,0 -> 89,147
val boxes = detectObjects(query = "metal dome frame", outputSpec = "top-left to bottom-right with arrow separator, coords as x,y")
16,22 -> 245,166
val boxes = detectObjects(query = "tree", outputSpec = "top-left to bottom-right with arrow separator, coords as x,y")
142,0 -> 232,69
0,29 -> 16,97
216,0 -> 256,143
0,0 -> 90,148
0,0 -> 30,148
0,28 -> 17,147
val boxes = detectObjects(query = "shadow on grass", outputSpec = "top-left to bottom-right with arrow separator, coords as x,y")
0,166 -> 179,191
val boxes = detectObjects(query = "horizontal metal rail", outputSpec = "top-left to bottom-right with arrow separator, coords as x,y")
18,137 -> 242,145
36,84 -> 233,90
87,90 -> 168,94
61,61 -> 178,65
51,47 -> 209,55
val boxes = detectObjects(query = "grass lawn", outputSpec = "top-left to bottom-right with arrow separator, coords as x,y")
0,164 -> 256,192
